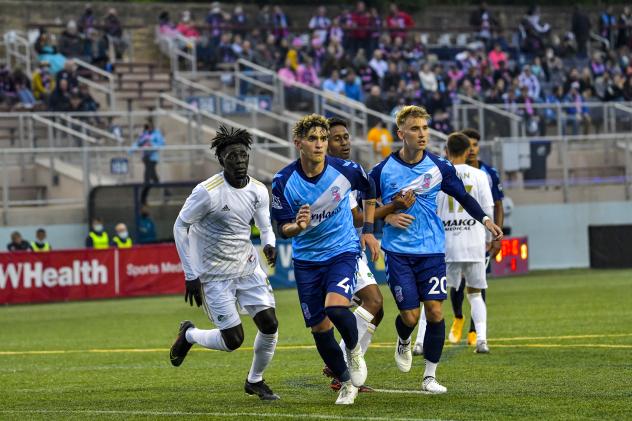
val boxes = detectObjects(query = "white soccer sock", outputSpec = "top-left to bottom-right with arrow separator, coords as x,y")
414,309 -> 427,347
185,327 -> 230,351
468,292 -> 487,342
339,306 -> 374,360
247,331 -> 278,383
359,322 -> 376,357
423,360 -> 438,379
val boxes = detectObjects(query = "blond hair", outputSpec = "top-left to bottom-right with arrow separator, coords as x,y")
292,114 -> 329,139
396,105 -> 431,129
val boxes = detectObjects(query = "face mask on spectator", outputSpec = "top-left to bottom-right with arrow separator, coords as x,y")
118,231 -> 128,240
93,224 -> 103,232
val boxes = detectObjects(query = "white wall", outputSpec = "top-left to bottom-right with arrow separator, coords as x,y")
511,201 -> 632,269
0,224 -> 86,251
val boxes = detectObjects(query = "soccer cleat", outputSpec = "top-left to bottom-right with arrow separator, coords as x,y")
244,379 -> 280,400
330,378 -> 374,393
448,317 -> 465,344
421,376 -> 448,394
335,381 -> 358,405
169,320 -> 194,367
322,365 -> 336,379
412,343 -> 424,356
394,338 -> 412,372
346,345 -> 367,387
467,331 -> 477,346
475,340 -> 489,354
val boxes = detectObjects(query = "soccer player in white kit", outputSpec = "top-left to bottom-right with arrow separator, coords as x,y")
169,126 -> 280,400
323,117 -> 385,392
437,132 -> 494,353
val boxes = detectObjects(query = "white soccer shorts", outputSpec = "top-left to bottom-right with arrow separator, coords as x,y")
199,265 -> 276,330
352,253 -> 377,302
446,262 -> 488,290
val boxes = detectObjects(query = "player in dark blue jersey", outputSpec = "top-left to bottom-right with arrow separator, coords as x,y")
271,114 -> 380,405
369,106 -> 503,393
446,128 -> 505,347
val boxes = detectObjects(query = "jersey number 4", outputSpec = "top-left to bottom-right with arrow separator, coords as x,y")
448,185 -> 473,212
337,277 -> 352,294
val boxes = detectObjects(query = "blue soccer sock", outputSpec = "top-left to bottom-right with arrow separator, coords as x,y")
325,306 -> 358,350
423,319 -> 446,364
395,314 -> 415,342
312,328 -> 350,382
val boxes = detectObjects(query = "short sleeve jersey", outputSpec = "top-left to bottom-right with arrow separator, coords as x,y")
271,157 -> 375,262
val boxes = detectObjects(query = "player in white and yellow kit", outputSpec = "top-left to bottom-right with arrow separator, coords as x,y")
169,126 -> 280,400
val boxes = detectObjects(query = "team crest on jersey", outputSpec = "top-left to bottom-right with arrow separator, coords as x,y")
422,174 -> 432,189
253,196 -> 261,209
394,286 -> 403,303
301,302 -> 311,319
271,195 -> 282,209
331,186 -> 341,202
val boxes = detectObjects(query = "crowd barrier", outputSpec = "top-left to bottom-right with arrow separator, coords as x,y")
0,238 -> 527,305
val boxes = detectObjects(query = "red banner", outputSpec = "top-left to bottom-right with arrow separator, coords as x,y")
0,244 -> 185,305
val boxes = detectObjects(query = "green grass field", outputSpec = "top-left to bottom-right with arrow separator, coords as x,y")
1,269 -> 631,420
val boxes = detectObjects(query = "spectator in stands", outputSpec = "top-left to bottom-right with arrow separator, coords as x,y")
367,120 -> 393,158
386,3 -> 414,41
111,223 -> 133,248
419,63 -> 438,93
599,6 -> 617,48
58,20 -> 86,60
296,56 -> 320,88
35,30 -> 66,75
231,5 -> 248,38
31,228 -> 51,252
85,28 -> 109,69
488,43 -> 508,70
14,76 -> 38,110
176,11 -> 200,40
137,205 -> 157,244
343,68 -> 363,101
369,49 -> 388,81
564,81 -> 591,135
518,65 -> 541,100
7,231 -> 32,252
86,217 -> 109,249
56,60 -> 79,90
322,69 -> 344,95
0,66 -> 17,109
365,85 -> 387,127
348,1 -> 370,55
78,5 -> 96,35
328,16 -> 344,47
272,6 -> 290,41
618,7 -> 632,49
49,78 -> 71,111
572,6 -> 591,59
32,61 -> 54,103
158,11 -> 178,38
309,6 -> 331,46
104,8 -> 128,60
470,2 -> 497,48
206,2 -> 225,46
129,121 -> 165,184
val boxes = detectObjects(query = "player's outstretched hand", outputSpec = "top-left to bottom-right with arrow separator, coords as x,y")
392,190 -> 416,210
361,233 -> 381,262
263,244 -> 277,267
385,213 -> 415,229
184,278 -> 203,307
489,239 -> 501,258
296,204 -> 311,230
484,220 -> 504,241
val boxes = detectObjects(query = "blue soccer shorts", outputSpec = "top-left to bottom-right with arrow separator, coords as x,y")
293,252 -> 358,327
384,252 -> 447,310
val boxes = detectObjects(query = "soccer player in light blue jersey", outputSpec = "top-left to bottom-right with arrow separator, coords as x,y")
271,114 -> 380,405
369,106 -> 503,394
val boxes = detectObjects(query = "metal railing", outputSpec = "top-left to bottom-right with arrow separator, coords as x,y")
490,133 -> 632,202
74,58 -> 117,110
454,94 -> 525,140
3,31 -> 32,75
155,27 -> 197,75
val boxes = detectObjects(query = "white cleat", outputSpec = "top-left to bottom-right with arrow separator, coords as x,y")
394,338 -> 412,372
412,343 -> 424,356
421,376 -> 447,394
475,340 -> 490,354
335,381 -> 358,405
346,345 -> 367,387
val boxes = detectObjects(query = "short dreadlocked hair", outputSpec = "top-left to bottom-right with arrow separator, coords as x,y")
210,125 -> 253,160
293,114 -> 329,139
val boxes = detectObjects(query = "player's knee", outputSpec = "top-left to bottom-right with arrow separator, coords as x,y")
425,306 -> 443,323
400,311 -> 419,327
221,325 -> 244,351
254,309 -> 278,335
373,307 -> 385,326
